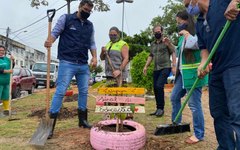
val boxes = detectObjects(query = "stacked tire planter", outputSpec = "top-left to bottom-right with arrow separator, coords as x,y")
90,119 -> 146,150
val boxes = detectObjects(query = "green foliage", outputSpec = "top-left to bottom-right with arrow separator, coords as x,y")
31,0 -> 110,11
149,0 -> 185,44
121,0 -> 184,60
90,65 -> 103,74
91,80 -> 104,88
124,32 -> 152,60
67,85 -> 72,90
130,51 -> 153,93
117,113 -> 127,120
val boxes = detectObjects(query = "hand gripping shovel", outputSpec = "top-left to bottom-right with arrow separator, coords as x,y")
154,20 -> 232,135
29,9 -> 56,146
105,52 -> 123,87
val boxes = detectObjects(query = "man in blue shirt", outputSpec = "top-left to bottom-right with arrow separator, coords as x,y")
44,0 -> 97,139
198,0 -> 240,149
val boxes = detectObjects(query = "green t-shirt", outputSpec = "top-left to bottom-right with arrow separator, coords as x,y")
0,57 -> 11,85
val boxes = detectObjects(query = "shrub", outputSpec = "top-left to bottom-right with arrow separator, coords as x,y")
130,51 -> 153,94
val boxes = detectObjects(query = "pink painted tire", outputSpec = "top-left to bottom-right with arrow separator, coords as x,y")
90,119 -> 146,150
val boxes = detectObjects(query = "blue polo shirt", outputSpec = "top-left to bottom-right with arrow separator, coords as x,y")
196,13 -> 210,50
204,0 -> 240,74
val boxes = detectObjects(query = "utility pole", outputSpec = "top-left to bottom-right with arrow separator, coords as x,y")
116,0 -> 133,39
5,27 -> 10,50
66,0 -> 77,14
67,0 -> 71,14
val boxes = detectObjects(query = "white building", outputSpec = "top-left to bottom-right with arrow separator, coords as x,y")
0,34 -> 57,69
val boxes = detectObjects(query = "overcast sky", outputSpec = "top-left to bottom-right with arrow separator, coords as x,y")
0,0 -> 168,60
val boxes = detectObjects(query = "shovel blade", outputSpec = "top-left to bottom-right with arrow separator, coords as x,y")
29,118 -> 53,146
154,123 -> 190,136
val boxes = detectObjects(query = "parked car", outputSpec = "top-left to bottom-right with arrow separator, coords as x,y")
11,68 -> 36,98
31,62 -> 58,88
95,75 -> 106,82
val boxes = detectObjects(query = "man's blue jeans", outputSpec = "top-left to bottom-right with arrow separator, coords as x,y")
170,73 -> 204,140
50,60 -> 90,114
209,66 -> 240,150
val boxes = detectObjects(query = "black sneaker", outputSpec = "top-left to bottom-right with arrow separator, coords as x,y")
149,110 -> 157,116
155,109 -> 164,117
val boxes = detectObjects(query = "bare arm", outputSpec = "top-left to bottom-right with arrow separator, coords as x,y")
171,52 -> 176,67
0,69 -> 13,74
143,56 -> 153,76
167,42 -> 177,75
90,49 -> 97,68
119,45 -> 129,70
44,36 -> 56,48
171,52 -> 177,75
100,46 -> 106,60
198,49 -> 210,78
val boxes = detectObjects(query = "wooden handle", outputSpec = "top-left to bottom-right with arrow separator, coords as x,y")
105,52 -> 122,87
46,18 -> 53,116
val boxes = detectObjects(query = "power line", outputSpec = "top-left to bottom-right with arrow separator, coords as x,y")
27,0 -> 60,23
12,4 -> 67,34
13,0 -> 63,40
19,4 -> 69,41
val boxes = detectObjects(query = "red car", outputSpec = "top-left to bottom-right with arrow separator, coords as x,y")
11,68 -> 36,98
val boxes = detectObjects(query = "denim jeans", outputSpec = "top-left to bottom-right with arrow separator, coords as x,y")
209,66 -> 240,150
170,73 -> 204,140
50,60 -> 90,113
153,68 -> 171,110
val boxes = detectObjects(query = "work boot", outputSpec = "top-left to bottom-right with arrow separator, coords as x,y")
48,113 -> 58,139
3,110 -> 9,116
155,109 -> 164,117
78,109 -> 92,128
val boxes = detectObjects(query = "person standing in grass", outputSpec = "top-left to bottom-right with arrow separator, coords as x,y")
171,10 -> 208,144
198,0 -> 240,149
143,25 -> 176,117
0,45 -> 15,116
100,26 -> 129,87
44,0 -> 97,139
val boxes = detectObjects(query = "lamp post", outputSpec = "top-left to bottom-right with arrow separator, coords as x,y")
116,0 -> 133,39
12,30 -> 27,40
66,0 -> 77,14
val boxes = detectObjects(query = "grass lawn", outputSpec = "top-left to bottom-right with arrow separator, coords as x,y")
0,84 -> 217,150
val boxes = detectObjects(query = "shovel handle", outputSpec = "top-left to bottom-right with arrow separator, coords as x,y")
105,52 -> 122,87
46,9 -> 55,116
173,20 -> 231,123
47,9 -> 56,22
